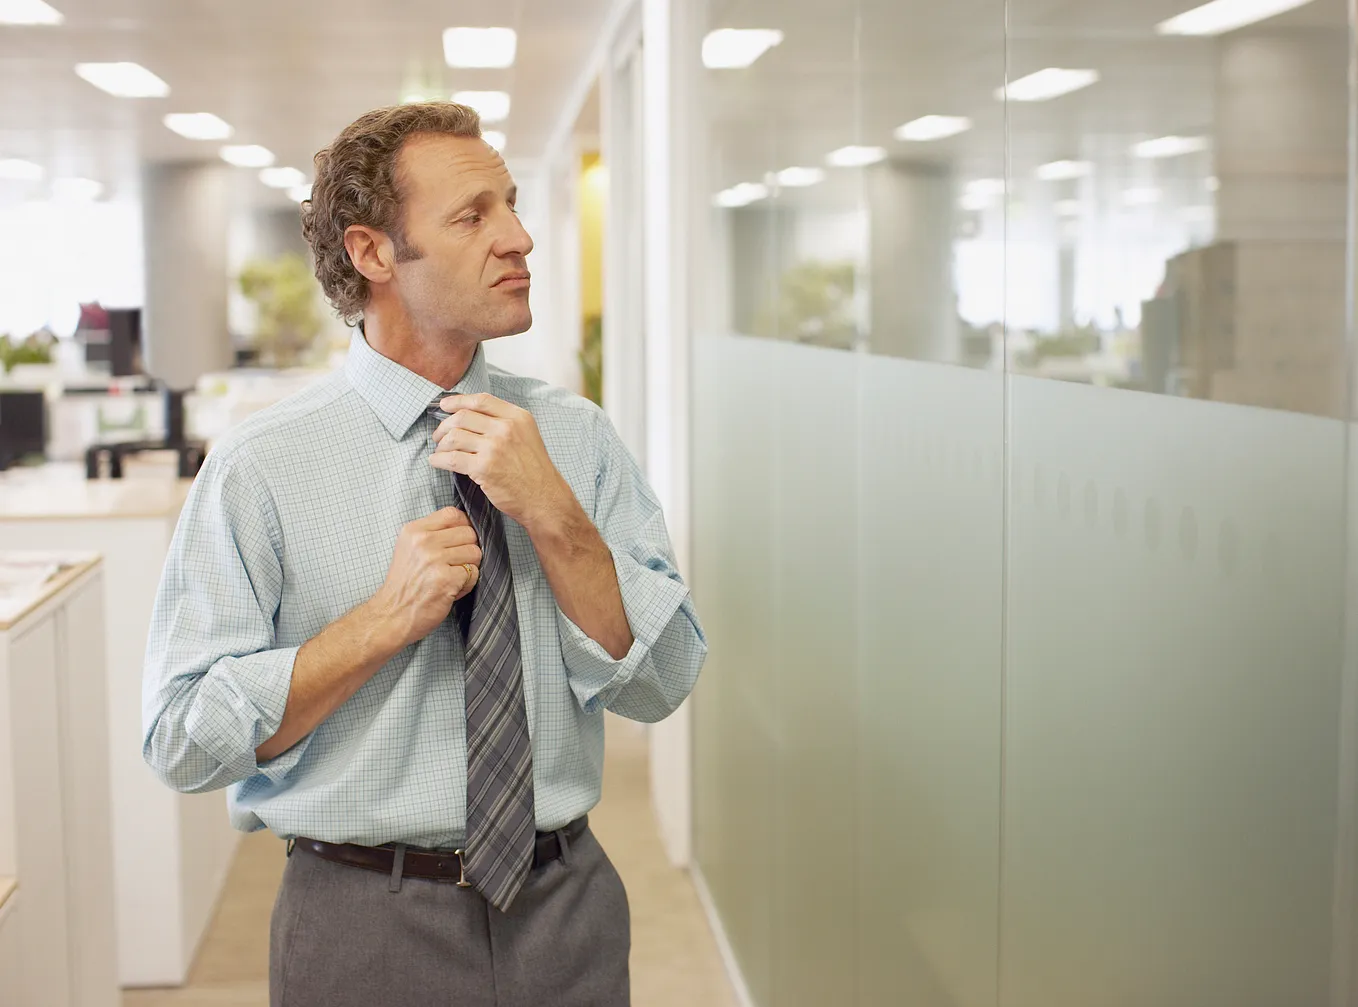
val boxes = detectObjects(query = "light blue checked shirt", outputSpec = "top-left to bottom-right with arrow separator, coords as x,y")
142,331 -> 706,847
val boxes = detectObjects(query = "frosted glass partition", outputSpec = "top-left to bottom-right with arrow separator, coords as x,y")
686,0 -> 1357,1003
693,334 -> 1006,1007
1001,379 -> 1349,1004
855,357 -> 1004,1007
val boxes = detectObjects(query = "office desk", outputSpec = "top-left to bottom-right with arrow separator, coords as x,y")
0,553 -> 118,1007
0,467 -> 239,989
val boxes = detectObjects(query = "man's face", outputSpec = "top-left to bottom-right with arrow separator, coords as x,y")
388,133 -> 533,342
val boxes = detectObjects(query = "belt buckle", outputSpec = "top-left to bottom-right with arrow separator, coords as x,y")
453,848 -> 472,888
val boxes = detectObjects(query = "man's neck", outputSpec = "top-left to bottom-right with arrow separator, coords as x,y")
360,308 -> 478,391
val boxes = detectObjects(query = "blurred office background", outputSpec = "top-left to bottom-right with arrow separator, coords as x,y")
0,0 -> 1356,1005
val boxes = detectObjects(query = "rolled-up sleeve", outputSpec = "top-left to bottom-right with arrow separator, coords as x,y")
559,413 -> 707,723
143,449 -> 309,793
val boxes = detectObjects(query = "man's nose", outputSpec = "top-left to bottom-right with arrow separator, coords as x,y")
497,211 -> 534,258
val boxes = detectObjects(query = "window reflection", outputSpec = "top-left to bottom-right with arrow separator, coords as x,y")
703,0 -> 1349,416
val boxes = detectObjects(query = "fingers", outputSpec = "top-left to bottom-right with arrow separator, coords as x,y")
416,506 -> 472,529
428,450 -> 477,476
446,541 -> 483,568
433,408 -> 496,443
433,428 -> 483,455
429,524 -> 479,551
439,392 -> 515,420
454,562 -> 480,599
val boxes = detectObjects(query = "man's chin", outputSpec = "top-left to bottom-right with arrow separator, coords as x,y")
481,309 -> 533,341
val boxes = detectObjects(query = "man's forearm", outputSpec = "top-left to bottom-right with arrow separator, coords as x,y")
255,601 -> 404,762
526,490 -> 634,661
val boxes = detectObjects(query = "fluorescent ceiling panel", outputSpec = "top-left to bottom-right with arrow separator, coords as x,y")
0,0 -> 63,24
1158,0 -> 1315,35
826,145 -> 887,168
260,166 -> 306,189
713,182 -> 769,208
221,145 -> 275,167
444,27 -> 517,68
1132,135 -> 1210,158
773,167 -> 825,187
965,178 -> 1006,197
75,62 -> 169,98
452,91 -> 511,124
1036,159 -> 1093,181
702,29 -> 784,69
894,115 -> 972,141
164,113 -> 233,140
997,68 -> 1099,102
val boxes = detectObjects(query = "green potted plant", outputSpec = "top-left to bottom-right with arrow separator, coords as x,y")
0,330 -> 56,374
237,253 -> 324,368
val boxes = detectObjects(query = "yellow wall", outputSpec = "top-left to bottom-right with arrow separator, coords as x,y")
579,152 -> 607,320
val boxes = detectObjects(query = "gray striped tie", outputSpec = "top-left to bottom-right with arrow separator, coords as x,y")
430,401 -> 536,912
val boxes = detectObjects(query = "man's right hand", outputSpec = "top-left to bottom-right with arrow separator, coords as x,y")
370,507 -> 482,650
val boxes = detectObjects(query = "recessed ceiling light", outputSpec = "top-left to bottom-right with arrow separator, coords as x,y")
482,131 -> 507,152
443,27 -> 517,68
1123,187 -> 1163,206
52,177 -> 103,201
894,115 -> 972,141
288,184 -> 312,203
164,112 -> 233,141
0,158 -> 42,181
702,28 -> 784,69
713,182 -> 770,208
997,68 -> 1100,102
220,145 -> 275,168
452,91 -> 511,124
1036,159 -> 1093,181
1055,199 -> 1082,216
1132,135 -> 1210,158
1157,0 -> 1315,35
260,166 -> 306,189
965,178 -> 1007,197
0,0 -> 63,25
773,166 -> 826,187
75,62 -> 170,98
826,145 -> 887,168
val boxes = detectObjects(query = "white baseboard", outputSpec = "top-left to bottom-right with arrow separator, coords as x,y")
690,864 -> 757,1007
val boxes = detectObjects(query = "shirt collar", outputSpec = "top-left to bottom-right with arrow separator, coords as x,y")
344,328 -> 493,441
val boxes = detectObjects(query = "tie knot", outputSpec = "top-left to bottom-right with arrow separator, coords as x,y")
428,396 -> 452,422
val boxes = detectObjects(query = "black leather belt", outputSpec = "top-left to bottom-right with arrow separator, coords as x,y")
294,816 -> 589,884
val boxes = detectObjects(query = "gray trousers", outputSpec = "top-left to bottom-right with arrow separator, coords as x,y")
269,825 -> 631,1006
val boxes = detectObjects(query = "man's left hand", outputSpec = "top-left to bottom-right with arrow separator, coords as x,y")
430,393 -> 573,530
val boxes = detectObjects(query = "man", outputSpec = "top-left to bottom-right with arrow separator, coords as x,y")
142,102 -> 706,1007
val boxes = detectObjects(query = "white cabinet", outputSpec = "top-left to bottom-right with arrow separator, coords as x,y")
0,555 -> 118,1007
0,469 -> 240,988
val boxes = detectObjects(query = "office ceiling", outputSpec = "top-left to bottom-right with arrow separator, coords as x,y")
0,0 -> 612,208
704,0 -> 1350,203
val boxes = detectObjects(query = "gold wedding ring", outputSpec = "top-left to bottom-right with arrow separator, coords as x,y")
462,563 -> 477,581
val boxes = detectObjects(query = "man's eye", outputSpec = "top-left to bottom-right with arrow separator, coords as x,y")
464,213 -> 482,225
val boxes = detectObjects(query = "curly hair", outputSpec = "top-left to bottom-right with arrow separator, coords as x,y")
300,102 -> 483,324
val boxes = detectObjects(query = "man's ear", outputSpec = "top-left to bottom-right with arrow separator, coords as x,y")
344,225 -> 395,285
